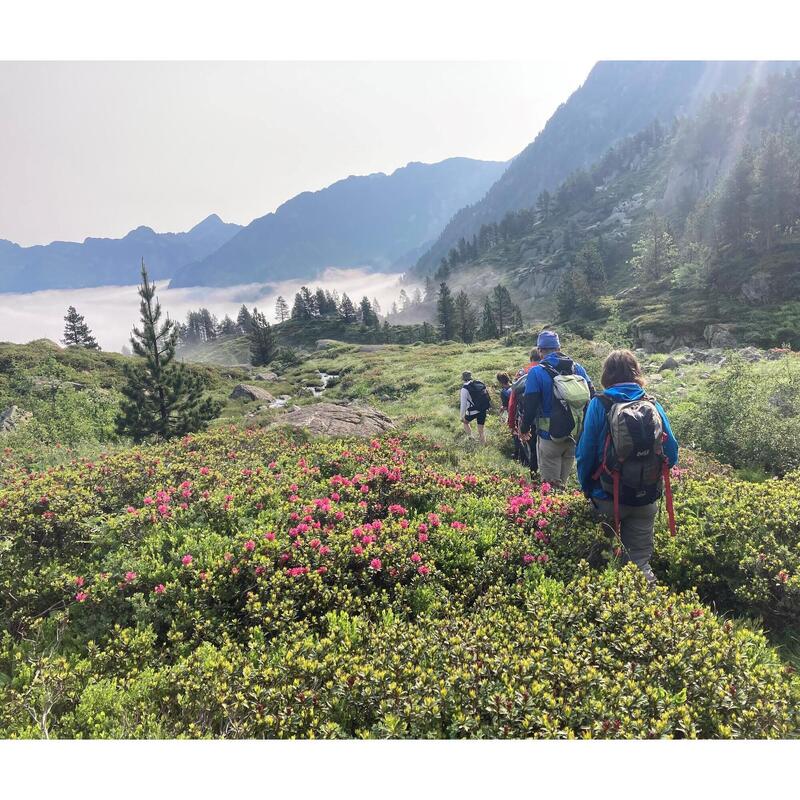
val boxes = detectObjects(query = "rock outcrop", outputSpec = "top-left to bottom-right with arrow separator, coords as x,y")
0,405 -> 32,434
271,402 -> 395,437
229,384 -> 274,402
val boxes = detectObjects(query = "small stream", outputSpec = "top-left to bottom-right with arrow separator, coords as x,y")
305,371 -> 339,397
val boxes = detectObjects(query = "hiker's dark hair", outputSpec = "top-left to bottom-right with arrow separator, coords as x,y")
496,372 -> 511,386
601,349 -> 646,389
529,348 -> 540,363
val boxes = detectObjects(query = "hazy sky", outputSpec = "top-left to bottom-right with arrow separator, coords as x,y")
0,61 -> 594,246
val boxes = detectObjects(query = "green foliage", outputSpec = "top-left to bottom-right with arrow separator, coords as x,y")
1,428 -> 799,738
248,308 -> 277,367
654,469 -> 800,629
61,306 -> 99,350
672,356 -> 800,476
117,262 -> 222,443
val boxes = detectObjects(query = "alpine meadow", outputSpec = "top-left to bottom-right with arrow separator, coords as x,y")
3,59 -> 800,742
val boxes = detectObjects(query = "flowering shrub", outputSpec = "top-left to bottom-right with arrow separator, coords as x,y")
0,427 -> 798,738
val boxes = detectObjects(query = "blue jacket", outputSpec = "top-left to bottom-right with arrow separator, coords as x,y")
522,353 -> 593,440
576,383 -> 679,500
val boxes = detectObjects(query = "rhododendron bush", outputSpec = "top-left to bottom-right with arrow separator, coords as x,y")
0,427 -> 798,738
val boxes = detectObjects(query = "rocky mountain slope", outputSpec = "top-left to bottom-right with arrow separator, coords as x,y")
414,60 -> 797,275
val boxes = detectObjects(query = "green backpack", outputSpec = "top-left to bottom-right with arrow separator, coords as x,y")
539,362 -> 591,442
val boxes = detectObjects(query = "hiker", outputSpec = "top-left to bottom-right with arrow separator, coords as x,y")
460,371 -> 491,445
497,372 -> 512,424
508,349 -> 540,472
519,331 -> 593,488
576,349 -> 678,585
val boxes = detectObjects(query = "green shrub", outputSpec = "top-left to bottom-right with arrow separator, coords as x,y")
1,428 -> 798,738
672,356 -> 800,476
655,471 -> 800,628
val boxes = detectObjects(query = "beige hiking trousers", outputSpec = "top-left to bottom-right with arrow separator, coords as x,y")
536,437 -> 576,488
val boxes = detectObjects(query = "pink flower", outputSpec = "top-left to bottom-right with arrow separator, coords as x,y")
410,552 -> 422,563
418,532 -> 429,543
124,571 -> 137,583
540,482 -> 552,495
290,483 -> 299,493
352,544 -> 363,555
154,583 -> 166,594
75,591 -> 88,602
181,554 -> 193,566
309,538 -> 321,549
223,552 -> 233,562
330,492 -> 341,502
74,576 -> 85,587
264,531 -> 275,541
537,553 -> 549,564
417,565 -> 430,577
199,467 -> 210,476
318,545 -> 331,556
244,539 -> 256,552
523,553 -> 535,565
360,484 -> 370,494
369,558 -> 382,571
537,518 -> 549,529
317,566 -> 328,575
126,506 -> 136,514
358,501 -> 368,509
334,510 -> 345,521
143,496 -> 153,505
417,523 -> 428,534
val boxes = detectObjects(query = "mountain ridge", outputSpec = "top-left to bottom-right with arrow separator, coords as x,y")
168,157 -> 507,289
0,214 -> 243,292
413,60 -> 799,275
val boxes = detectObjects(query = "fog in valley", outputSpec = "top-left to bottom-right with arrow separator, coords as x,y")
0,268 -> 415,352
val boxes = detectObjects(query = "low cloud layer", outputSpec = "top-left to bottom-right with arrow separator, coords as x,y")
0,268 -> 414,353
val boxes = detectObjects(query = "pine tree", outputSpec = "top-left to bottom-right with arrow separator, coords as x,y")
62,306 -> 100,349
629,215 -> 680,284
359,297 -> 379,327
436,282 -> 456,340
454,290 -> 477,343
478,299 -> 500,340
237,305 -> 254,334
274,295 -> 290,323
339,293 -> 358,323
219,314 -> 238,335
249,307 -> 277,367
490,284 -> 514,333
116,261 -> 221,443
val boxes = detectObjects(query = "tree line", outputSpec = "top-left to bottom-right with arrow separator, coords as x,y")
436,282 -> 524,343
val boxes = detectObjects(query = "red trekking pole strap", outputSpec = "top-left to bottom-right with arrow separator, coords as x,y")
662,462 -> 677,537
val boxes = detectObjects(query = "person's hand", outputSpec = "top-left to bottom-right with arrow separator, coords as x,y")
520,431 -> 531,443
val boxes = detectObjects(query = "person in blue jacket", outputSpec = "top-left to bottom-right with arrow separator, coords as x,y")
519,330 -> 594,488
576,349 -> 679,585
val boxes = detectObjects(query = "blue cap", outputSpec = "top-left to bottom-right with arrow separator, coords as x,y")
536,330 -> 560,349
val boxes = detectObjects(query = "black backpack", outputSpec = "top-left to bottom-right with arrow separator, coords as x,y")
592,393 -> 677,536
465,380 -> 492,413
